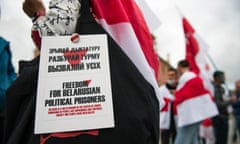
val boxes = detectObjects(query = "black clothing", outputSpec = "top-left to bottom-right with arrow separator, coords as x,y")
213,83 -> 230,116
212,82 -> 230,144
4,56 -> 40,144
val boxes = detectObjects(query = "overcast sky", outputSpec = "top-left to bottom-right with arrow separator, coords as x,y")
0,0 -> 240,89
148,0 -> 240,89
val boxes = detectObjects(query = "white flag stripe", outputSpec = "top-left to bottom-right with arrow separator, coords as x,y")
98,19 -> 163,107
176,71 -> 196,91
194,33 -> 214,95
177,93 -> 218,127
135,0 -> 161,32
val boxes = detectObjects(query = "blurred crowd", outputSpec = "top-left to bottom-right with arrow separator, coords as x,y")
159,63 -> 240,144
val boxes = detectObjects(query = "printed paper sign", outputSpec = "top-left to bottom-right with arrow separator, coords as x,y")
34,34 -> 114,134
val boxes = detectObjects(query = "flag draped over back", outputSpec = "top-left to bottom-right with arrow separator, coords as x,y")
183,17 -> 214,95
183,16 -> 217,138
175,71 -> 218,127
91,0 -> 161,103
173,17 -> 218,127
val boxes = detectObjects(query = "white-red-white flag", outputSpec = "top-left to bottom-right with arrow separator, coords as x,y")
91,0 -> 163,107
183,17 -> 214,95
182,16 -> 217,139
173,17 -> 218,127
135,0 -> 161,32
175,71 -> 218,127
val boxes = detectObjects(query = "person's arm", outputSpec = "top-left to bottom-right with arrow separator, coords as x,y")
231,90 -> 240,107
23,0 -> 81,48
214,86 -> 231,108
32,0 -> 81,36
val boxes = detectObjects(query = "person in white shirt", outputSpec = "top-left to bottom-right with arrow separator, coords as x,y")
160,68 -> 178,144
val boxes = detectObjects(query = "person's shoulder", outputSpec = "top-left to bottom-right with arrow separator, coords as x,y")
0,37 -> 9,52
18,56 -> 40,75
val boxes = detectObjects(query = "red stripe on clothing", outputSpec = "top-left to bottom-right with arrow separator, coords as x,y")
32,30 -> 42,50
160,98 -> 170,112
202,119 -> 213,127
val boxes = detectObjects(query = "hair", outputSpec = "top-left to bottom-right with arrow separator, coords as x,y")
168,67 -> 177,73
151,34 -> 156,41
177,60 -> 189,68
213,70 -> 224,79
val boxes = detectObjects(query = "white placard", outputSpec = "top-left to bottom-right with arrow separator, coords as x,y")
34,34 -> 114,134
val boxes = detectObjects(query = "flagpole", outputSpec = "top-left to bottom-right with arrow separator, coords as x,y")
174,5 -> 184,18
207,53 -> 230,91
206,53 -> 218,71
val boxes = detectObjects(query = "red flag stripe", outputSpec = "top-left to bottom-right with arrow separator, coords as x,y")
183,18 -> 200,75
183,17 -> 214,95
183,18 -> 195,34
91,0 -> 159,80
91,0 -> 162,108
175,76 -> 209,105
175,71 -> 218,127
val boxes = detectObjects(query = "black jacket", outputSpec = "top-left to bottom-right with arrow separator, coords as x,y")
4,56 -> 40,144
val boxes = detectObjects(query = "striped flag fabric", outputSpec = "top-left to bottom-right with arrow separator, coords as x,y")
175,71 -> 218,127
183,17 -> 217,139
91,0 -> 162,106
173,17 -> 218,127
135,0 -> 161,32
183,17 -> 214,95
